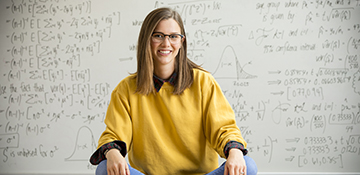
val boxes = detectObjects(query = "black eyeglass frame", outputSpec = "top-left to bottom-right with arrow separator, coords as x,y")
151,32 -> 185,40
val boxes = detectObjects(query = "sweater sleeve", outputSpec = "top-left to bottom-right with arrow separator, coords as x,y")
201,74 -> 247,158
89,141 -> 127,165
224,140 -> 248,158
95,81 -> 133,156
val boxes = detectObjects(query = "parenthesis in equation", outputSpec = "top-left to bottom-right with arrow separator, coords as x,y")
347,37 -> 352,54
10,32 -> 15,44
49,4 -> 54,16
11,3 -> 23,14
84,0 -> 91,14
310,114 -> 326,133
26,123 -> 39,136
267,136 -> 275,163
9,59 -> 14,69
5,106 -> 10,120
117,12 -> 120,25
11,46 -> 15,57
70,94 -> 74,106
22,18 -> 26,29
11,3 -> 14,14
26,123 -> 29,136
201,3 -> 206,15
7,70 -> 14,81
319,86 -> 324,100
12,18 -> 16,29
33,123 -> 39,135
86,68 -> 91,82
5,122 -> 10,133
8,59 -> 12,69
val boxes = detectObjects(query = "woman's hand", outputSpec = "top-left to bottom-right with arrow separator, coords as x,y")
224,149 -> 246,175
106,149 -> 130,175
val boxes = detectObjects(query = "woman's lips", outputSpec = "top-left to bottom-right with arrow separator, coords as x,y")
158,50 -> 172,55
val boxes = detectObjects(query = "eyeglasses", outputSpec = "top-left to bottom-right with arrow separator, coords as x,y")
151,32 -> 184,44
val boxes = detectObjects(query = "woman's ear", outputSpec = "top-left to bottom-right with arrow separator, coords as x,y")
180,37 -> 185,47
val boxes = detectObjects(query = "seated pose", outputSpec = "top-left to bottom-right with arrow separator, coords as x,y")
90,7 -> 258,175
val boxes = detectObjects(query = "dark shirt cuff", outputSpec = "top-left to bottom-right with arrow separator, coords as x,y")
89,140 -> 127,165
224,140 -> 248,158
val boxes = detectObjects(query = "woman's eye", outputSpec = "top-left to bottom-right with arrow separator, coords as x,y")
154,34 -> 163,38
170,35 -> 178,39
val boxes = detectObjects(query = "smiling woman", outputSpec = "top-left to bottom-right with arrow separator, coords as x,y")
89,7 -> 257,175
150,18 -> 184,80
134,7 -> 199,95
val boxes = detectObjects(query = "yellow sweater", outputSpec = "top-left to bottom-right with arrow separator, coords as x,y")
97,68 -> 246,174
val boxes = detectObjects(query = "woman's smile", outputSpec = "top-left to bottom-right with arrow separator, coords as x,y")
151,18 -> 183,76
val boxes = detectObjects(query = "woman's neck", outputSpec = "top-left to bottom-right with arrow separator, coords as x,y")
154,66 -> 174,80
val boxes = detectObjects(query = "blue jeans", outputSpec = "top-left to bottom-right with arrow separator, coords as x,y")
96,156 -> 257,175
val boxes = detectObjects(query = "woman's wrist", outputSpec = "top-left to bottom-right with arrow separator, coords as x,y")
104,148 -> 120,158
228,148 -> 244,158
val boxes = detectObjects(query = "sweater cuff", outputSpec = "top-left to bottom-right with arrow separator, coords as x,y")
224,140 -> 248,158
89,140 -> 127,165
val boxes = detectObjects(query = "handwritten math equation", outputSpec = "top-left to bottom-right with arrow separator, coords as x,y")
0,0 -> 359,173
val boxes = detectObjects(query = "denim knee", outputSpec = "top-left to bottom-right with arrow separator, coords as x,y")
95,157 -> 257,175
95,160 -> 145,175
95,160 -> 107,175
244,156 -> 258,175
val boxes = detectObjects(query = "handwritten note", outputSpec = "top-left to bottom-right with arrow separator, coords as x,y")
0,0 -> 359,174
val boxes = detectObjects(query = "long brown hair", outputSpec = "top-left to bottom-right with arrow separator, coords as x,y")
134,7 -> 203,95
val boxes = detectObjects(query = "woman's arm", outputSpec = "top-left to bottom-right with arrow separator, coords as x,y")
224,149 -> 246,175
105,149 -> 130,175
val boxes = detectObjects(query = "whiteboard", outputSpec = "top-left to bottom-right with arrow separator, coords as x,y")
0,0 -> 359,174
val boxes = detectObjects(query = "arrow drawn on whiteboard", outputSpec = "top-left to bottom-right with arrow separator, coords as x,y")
285,147 -> 296,151
285,156 -> 295,162
271,91 -> 284,95
268,80 -> 281,85
285,137 -> 300,143
119,57 -> 133,62
65,126 -> 97,161
268,70 -> 281,74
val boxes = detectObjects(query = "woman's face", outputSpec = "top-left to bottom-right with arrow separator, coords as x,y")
151,18 -> 183,72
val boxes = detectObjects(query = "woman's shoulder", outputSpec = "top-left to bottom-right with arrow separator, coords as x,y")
113,74 -> 137,92
192,68 -> 216,85
193,68 -> 214,79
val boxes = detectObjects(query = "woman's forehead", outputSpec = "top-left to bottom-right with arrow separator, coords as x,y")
154,18 -> 181,33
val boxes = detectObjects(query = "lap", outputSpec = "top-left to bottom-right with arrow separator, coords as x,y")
96,160 -> 143,175
206,156 -> 257,175
95,156 -> 257,175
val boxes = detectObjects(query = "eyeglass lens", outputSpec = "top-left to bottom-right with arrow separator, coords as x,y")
152,32 -> 183,43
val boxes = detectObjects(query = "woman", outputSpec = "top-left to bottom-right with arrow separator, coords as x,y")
90,7 -> 257,175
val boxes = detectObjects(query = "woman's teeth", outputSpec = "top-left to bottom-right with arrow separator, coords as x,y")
159,50 -> 170,54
